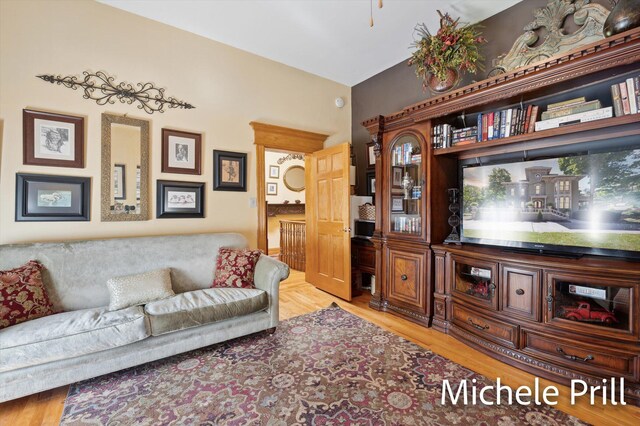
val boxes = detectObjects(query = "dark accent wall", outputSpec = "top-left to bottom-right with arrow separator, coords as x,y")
351,0 -> 610,195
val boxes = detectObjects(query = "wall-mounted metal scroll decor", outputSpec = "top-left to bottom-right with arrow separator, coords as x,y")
488,0 -> 610,76
36,71 -> 195,114
277,153 -> 305,165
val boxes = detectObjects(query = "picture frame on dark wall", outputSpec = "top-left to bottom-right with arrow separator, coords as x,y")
213,150 -> 247,191
161,128 -> 202,175
366,142 -> 376,169
366,171 -> 375,196
113,164 -> 126,200
156,180 -> 205,218
15,173 -> 90,221
23,109 -> 85,168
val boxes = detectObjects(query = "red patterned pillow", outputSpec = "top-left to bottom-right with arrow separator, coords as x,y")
212,248 -> 262,289
1,260 -> 54,329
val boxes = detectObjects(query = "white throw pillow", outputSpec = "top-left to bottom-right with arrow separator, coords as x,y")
107,268 -> 175,311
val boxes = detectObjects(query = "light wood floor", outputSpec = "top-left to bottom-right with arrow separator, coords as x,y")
2,270 -> 639,426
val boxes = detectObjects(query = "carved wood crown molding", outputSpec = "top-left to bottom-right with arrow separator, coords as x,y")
267,203 -> 305,217
250,121 -> 328,154
361,27 -> 640,132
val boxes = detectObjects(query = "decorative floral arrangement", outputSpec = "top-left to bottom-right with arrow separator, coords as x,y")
408,11 -> 486,88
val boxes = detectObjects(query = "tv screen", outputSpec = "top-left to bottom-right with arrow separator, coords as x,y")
461,147 -> 640,259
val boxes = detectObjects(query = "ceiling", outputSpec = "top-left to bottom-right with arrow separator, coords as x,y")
99,0 -> 521,87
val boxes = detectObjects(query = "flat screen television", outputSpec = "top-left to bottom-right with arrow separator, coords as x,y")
460,145 -> 640,259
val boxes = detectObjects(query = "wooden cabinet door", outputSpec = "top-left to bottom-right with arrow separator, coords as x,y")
450,254 -> 499,311
386,246 -> 428,314
500,264 -> 541,321
305,143 -> 352,301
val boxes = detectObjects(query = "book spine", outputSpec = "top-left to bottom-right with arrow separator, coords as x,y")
547,97 -> 586,110
508,108 -> 516,136
487,112 -> 494,140
627,78 -> 638,114
528,105 -> 539,133
493,111 -> 501,139
477,113 -> 483,141
514,108 -> 522,136
611,83 -> 623,117
482,114 -> 488,141
620,82 -> 630,115
504,109 -> 512,138
534,107 -> 613,131
499,110 -> 506,138
523,105 -> 533,133
540,100 -> 602,120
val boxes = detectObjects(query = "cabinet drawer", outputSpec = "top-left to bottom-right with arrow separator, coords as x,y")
387,247 -> 427,313
500,264 -> 541,321
521,329 -> 638,381
452,303 -> 518,348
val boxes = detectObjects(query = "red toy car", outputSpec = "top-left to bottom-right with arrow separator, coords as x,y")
560,302 -> 618,325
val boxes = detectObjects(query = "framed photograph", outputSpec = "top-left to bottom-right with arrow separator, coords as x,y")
156,180 -> 205,218
266,182 -> 278,196
392,167 -> 403,189
213,150 -> 247,191
269,165 -> 280,179
391,195 -> 405,213
23,109 -> 84,168
366,171 -> 375,196
161,129 -> 202,175
16,173 -> 90,221
113,164 -> 126,200
366,142 -> 376,168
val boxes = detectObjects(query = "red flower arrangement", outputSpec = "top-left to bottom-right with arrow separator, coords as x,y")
408,11 -> 486,90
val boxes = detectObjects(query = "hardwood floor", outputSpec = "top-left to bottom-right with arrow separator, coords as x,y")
2,269 -> 639,425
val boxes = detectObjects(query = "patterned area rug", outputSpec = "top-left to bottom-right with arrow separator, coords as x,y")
61,304 -> 586,425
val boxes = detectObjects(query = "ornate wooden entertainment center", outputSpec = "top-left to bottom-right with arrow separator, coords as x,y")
363,28 -> 640,404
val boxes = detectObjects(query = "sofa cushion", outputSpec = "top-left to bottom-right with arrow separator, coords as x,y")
1,260 -> 54,329
212,248 -> 262,289
0,306 -> 149,372
144,288 -> 268,336
107,268 -> 175,311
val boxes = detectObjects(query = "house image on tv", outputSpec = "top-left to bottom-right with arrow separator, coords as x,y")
502,167 -> 585,219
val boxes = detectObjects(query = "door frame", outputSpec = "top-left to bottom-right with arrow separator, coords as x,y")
250,122 -> 328,252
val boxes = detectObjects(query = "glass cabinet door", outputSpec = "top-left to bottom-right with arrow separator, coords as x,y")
389,134 -> 423,236
451,255 -> 499,310
546,272 -> 635,338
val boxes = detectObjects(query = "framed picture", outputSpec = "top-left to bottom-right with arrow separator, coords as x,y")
391,195 -> 405,213
366,171 -> 375,196
156,180 -> 205,218
392,167 -> 404,188
23,109 -> 84,168
266,182 -> 278,196
16,173 -> 90,221
269,165 -> 280,179
366,142 -> 376,168
113,164 -> 126,200
161,129 -> 202,175
213,150 -> 247,191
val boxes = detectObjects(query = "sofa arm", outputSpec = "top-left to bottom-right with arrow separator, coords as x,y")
254,255 -> 289,328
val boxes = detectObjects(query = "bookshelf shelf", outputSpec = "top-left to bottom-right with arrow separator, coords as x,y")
433,113 -> 640,158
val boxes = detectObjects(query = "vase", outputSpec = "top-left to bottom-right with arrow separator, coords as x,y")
603,0 -> 640,37
426,68 -> 459,93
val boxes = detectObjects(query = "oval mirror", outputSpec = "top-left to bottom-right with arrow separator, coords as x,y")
283,165 -> 305,192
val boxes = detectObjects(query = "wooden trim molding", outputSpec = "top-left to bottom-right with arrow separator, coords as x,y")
362,27 -> 640,132
250,121 -> 329,252
267,203 -> 305,217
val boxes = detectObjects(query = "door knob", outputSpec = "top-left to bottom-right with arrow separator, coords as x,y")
343,227 -> 351,232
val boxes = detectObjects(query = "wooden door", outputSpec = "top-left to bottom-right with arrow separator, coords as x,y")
305,143 -> 352,301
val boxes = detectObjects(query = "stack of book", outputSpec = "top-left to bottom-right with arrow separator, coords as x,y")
431,124 -> 452,149
452,126 -> 478,146
393,142 -> 420,165
611,76 -> 640,117
534,97 -> 612,131
476,105 -> 538,142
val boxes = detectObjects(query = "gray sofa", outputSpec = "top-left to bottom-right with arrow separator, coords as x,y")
0,233 -> 289,402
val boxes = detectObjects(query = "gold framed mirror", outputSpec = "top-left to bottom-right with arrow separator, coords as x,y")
283,165 -> 305,192
101,113 -> 150,221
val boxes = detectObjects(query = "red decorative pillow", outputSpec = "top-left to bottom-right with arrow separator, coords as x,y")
212,248 -> 262,289
1,260 -> 54,329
